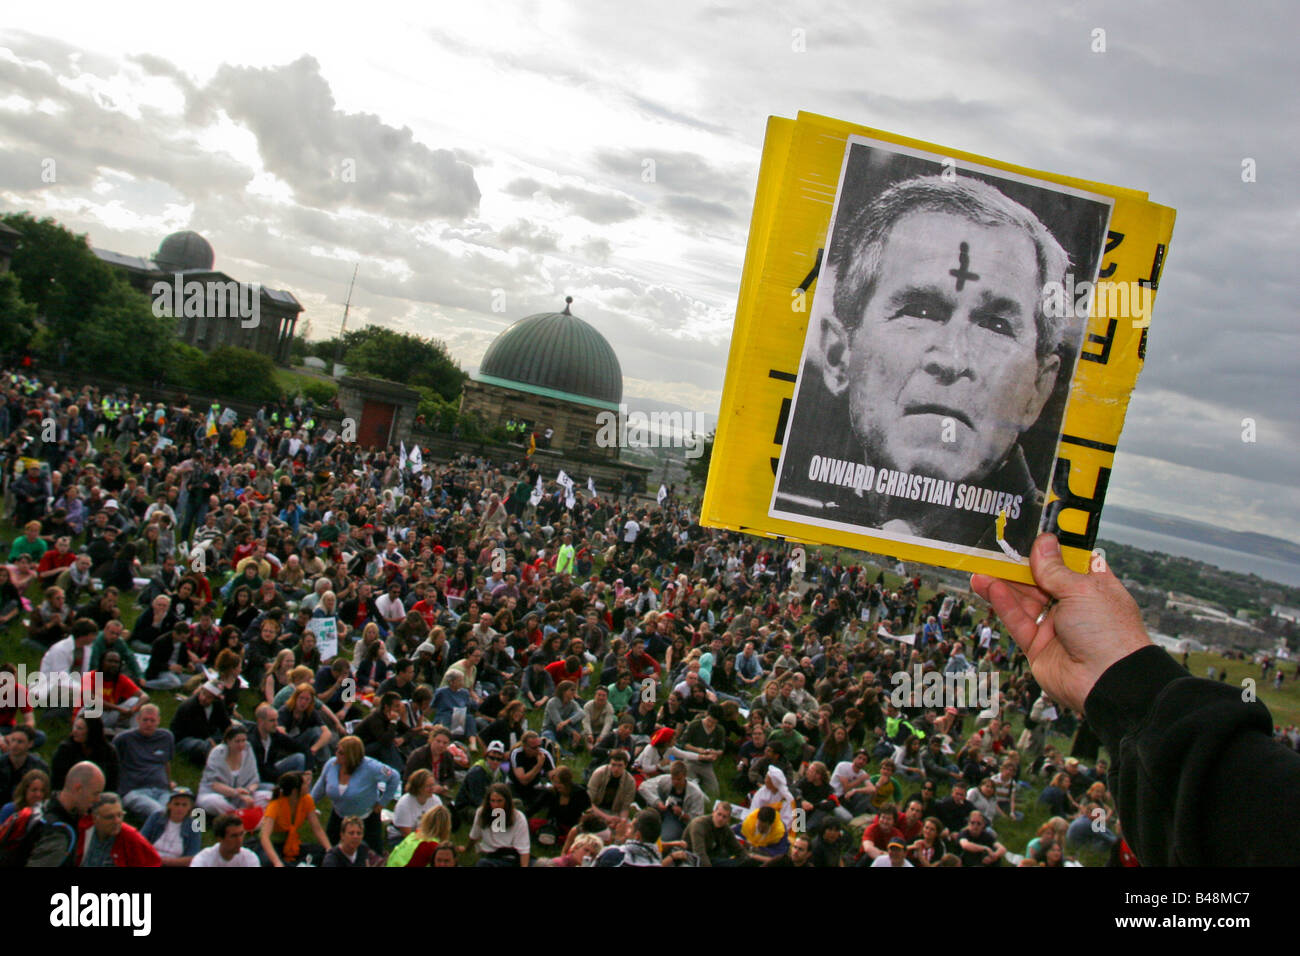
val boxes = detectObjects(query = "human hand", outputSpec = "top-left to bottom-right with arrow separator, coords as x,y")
970,534 -> 1150,715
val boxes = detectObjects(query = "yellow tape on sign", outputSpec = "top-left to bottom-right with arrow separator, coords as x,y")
702,112 -> 1177,584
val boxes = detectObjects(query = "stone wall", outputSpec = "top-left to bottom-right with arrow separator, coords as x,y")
460,380 -> 618,460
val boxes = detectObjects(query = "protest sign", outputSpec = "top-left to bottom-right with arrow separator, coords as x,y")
702,112 -> 1176,583
308,616 -> 339,662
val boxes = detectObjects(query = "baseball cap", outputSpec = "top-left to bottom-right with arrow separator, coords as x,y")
416,642 -> 436,655
887,838 -> 905,849
201,680 -> 223,695
168,786 -> 195,802
485,740 -> 506,756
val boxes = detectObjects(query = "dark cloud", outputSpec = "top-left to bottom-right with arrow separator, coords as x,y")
660,193 -> 739,227
545,183 -> 639,224
503,177 -> 543,198
502,177 -> 639,224
200,56 -> 480,221
593,148 -> 752,205
496,219 -> 560,253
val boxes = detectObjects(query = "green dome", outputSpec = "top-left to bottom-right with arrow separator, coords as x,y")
155,230 -> 214,272
478,298 -> 622,405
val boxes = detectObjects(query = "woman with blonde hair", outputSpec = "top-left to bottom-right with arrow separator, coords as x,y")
264,648 -> 296,706
387,805 -> 452,867
1038,771 -> 1076,817
550,830 -> 605,867
314,589 -> 349,641
279,682 -> 334,765
312,735 -> 401,852
1026,816 -> 1070,862
1085,780 -> 1116,821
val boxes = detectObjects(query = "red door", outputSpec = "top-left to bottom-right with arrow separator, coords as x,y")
359,400 -> 395,449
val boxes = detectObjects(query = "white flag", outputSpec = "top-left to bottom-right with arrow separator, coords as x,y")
657,484 -> 668,504
557,469 -> 574,490
880,627 -> 916,646
399,441 -> 408,470
587,477 -> 597,496
565,493 -> 576,510
409,444 -> 423,472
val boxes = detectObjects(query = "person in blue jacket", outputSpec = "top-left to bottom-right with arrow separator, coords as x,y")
140,787 -> 203,867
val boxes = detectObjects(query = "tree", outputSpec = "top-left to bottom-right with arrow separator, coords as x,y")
329,326 -> 467,400
1,211 -> 176,379
193,347 -> 279,403
0,272 -> 38,357
686,430 -> 715,487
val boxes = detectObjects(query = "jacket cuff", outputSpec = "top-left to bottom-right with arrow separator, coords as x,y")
1083,645 -> 1187,750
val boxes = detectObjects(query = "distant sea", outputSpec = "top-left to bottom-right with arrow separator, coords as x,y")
1098,522 -> 1300,589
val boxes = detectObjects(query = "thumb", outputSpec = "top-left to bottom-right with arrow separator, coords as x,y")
1026,533 -> 1089,601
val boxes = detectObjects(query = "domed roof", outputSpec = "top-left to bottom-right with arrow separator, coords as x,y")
154,230 -> 214,272
478,298 -> 622,406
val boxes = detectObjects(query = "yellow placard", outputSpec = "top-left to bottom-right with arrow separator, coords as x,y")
702,112 -> 1176,584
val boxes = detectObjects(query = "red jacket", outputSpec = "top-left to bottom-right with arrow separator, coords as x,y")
76,820 -> 163,867
545,661 -> 582,687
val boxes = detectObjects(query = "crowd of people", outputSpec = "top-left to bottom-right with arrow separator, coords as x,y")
0,367 -> 1138,867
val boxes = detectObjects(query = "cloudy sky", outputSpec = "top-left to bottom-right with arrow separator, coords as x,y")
1,0 -> 1296,540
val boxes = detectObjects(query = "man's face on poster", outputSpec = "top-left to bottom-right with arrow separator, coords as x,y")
821,210 -> 1060,484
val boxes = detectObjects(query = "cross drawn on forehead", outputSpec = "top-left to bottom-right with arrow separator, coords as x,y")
948,241 -> 981,291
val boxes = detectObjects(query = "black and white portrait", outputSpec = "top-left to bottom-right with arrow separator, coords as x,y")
770,136 -> 1114,562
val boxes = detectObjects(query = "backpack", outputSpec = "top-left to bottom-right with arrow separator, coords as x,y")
0,805 -> 77,867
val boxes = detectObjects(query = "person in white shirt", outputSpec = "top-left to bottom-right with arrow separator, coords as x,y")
831,751 -> 875,818
190,814 -> 261,867
390,769 -> 444,840
465,783 -> 530,867
623,519 -> 640,544
375,582 -> 407,629
38,619 -> 98,698
870,839 -> 914,867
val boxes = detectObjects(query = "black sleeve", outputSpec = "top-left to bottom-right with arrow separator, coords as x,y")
169,699 -> 199,741
146,635 -> 173,680
1085,645 -> 1300,866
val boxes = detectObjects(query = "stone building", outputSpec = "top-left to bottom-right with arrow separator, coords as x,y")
336,375 -> 421,451
461,297 -> 623,458
94,230 -> 303,365
460,297 -> 649,491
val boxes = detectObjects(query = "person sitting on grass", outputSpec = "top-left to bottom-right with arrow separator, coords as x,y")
957,810 -> 1008,867
463,783 -> 530,868
258,771 -> 330,867
738,805 -> 787,860
387,804 -> 453,867
189,812 -> 261,868
858,803 -> 905,864
140,787 -> 202,867
77,791 -> 161,867
542,680 -> 589,755
321,815 -> 383,868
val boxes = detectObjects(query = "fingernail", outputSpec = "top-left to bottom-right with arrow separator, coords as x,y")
1038,535 -> 1060,558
